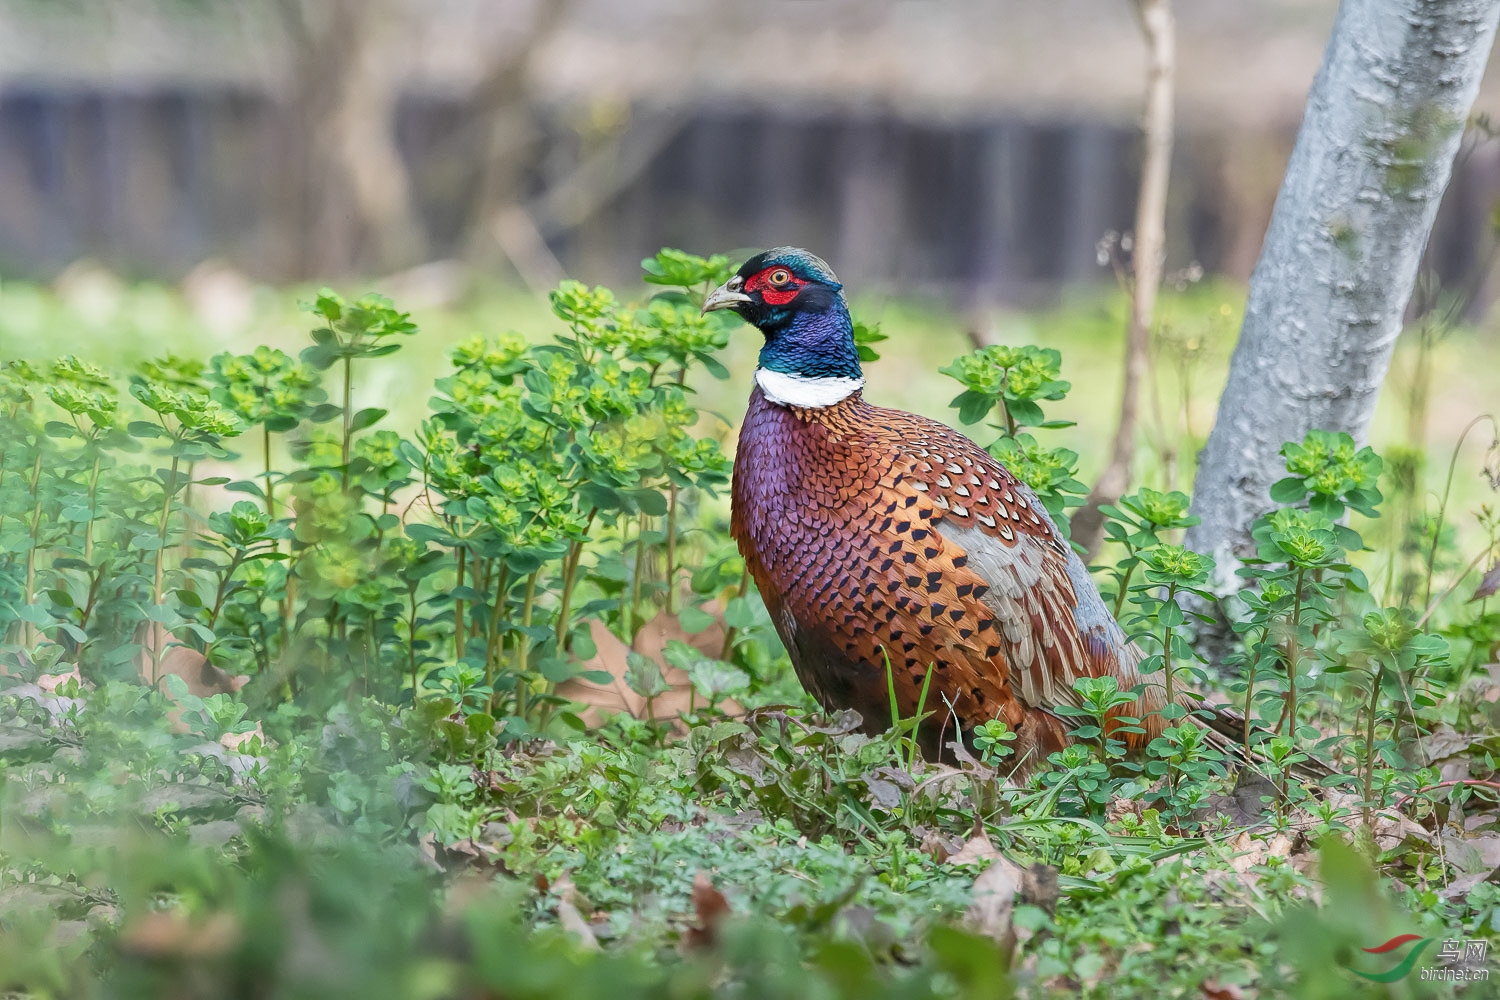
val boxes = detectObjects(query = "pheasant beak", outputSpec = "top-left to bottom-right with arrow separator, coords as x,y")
702,275 -> 751,314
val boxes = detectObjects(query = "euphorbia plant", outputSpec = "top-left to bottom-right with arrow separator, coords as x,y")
1122,543 -> 1217,722
127,377 -> 242,683
941,344 -> 1086,530
1333,606 -> 1449,825
1234,429 -> 1383,748
1098,487 -> 1199,617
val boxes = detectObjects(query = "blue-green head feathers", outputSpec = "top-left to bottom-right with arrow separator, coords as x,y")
722,247 -> 860,381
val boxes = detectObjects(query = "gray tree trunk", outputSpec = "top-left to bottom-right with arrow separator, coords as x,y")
1186,0 -> 1500,591
276,0 -> 428,277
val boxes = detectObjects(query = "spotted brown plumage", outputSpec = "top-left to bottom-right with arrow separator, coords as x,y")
730,382 -> 1169,765
705,247 -> 1188,767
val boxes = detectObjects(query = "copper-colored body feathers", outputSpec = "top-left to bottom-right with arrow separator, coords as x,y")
731,387 -> 1170,766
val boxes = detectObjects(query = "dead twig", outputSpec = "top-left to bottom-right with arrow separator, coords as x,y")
1072,0 -> 1175,557
1395,778 -> 1500,812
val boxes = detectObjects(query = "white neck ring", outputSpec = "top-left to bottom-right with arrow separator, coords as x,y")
755,368 -> 864,409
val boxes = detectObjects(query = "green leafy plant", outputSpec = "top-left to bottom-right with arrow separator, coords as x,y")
941,345 -> 1085,528
1122,543 -> 1218,722
1097,487 -> 1199,617
972,718 -> 1018,767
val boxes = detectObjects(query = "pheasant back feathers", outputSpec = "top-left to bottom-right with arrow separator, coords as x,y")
730,387 -> 1162,765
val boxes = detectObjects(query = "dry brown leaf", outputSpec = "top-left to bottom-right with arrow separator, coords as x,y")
1442,868 -> 1500,901
632,608 -> 744,723
1202,866 -> 1260,902
1199,980 -> 1246,1000
944,832 -> 1058,908
1472,563 -> 1500,603
1226,830 -> 1293,874
917,826 -> 964,863
220,723 -> 264,752
1441,754 -> 1472,788
948,833 -> 1056,953
1476,664 -> 1500,708
967,851 -> 1024,947
1441,832 -> 1500,875
136,623 -> 248,733
416,832 -> 443,871
557,615 -> 741,728
555,619 -> 643,726
553,871 -> 599,950
119,909 -> 240,958
947,832 -> 1005,867
862,775 -> 904,809
1321,791 -> 1436,853
683,871 -> 732,949
1421,724 -> 1483,764
1474,834 -> 1500,869
1226,832 -> 1257,875
633,602 -> 728,663
1374,810 -> 1435,853
35,667 -> 83,693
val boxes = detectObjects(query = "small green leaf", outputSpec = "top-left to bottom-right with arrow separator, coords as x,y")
724,596 -> 759,630
623,489 -> 668,517
349,407 -> 388,432
952,390 -> 994,426
1269,477 -> 1307,504
677,605 -> 716,634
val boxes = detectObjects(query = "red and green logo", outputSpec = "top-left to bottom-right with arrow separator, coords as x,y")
1342,934 -> 1434,983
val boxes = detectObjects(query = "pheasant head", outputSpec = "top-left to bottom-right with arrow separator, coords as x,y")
703,247 -> 863,408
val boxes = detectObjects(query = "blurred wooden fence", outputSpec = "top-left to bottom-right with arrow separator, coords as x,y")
0,85 -> 1495,302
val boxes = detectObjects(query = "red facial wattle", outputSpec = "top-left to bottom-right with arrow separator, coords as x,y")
745,267 -> 805,306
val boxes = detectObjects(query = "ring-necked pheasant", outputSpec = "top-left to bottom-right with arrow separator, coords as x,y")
707,247 -> 1210,768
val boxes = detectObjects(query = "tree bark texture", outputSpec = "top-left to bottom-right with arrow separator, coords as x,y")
1186,0 -> 1500,585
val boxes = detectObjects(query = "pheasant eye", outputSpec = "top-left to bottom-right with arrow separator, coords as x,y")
769,269 -> 791,286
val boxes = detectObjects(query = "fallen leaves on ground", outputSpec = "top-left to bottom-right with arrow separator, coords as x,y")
1441,831 -> 1500,874
1226,830 -> 1294,875
1321,791 -> 1435,854
134,623 -> 249,733
1420,723 -> 1489,765
946,833 -> 1058,959
1207,829 -> 1305,901
949,834 -> 1020,943
916,825 -> 965,863
632,605 -> 727,673
35,667 -> 82,693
